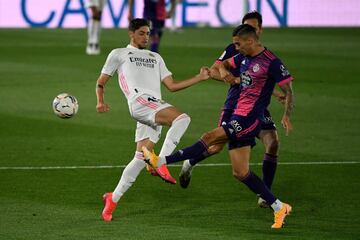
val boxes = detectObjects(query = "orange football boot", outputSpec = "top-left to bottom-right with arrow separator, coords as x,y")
102,192 -> 117,222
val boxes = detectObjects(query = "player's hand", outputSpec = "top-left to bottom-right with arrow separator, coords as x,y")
96,102 -> 110,113
281,114 -> 292,136
233,77 -> 241,84
198,66 -> 211,80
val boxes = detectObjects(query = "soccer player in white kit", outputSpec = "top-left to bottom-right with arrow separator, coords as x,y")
86,0 -> 107,55
96,18 -> 210,221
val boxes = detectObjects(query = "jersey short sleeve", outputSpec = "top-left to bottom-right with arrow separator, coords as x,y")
157,54 -> 172,81
268,58 -> 294,86
217,43 -> 237,62
101,49 -> 124,76
232,53 -> 244,69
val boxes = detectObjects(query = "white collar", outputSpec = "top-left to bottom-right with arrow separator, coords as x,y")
127,44 -> 139,49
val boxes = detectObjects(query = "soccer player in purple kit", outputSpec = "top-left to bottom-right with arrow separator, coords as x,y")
143,24 -> 294,229
128,0 -> 176,53
179,11 -> 286,208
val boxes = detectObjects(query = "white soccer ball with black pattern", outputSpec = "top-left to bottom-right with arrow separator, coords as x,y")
52,93 -> 79,118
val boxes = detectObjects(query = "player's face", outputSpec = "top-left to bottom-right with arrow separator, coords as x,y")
130,26 -> 150,49
243,18 -> 262,36
233,36 -> 252,55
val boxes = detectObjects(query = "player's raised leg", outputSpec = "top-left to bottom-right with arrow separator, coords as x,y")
143,126 -> 228,170
143,106 -> 191,184
179,143 -> 225,188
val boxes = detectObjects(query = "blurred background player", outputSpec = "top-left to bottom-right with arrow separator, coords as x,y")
169,0 -> 182,32
128,0 -> 176,53
86,0 -> 107,55
143,24 -> 294,229
97,18 -> 210,221
179,12 -> 286,208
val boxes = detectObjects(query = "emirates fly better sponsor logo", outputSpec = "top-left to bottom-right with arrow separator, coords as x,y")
129,56 -> 157,68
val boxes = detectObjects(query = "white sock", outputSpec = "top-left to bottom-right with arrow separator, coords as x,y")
182,159 -> 193,171
93,19 -> 101,45
112,151 -> 146,202
271,199 -> 283,212
159,113 -> 191,158
88,19 -> 101,45
87,18 -> 94,44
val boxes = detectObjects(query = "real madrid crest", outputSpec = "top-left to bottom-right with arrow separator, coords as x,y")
253,63 -> 260,72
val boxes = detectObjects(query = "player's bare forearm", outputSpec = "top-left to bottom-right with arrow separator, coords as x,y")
280,82 -> 294,117
218,60 -> 234,79
96,74 -> 110,112
272,88 -> 286,104
162,70 -> 209,92
209,63 -> 224,81
279,81 -> 294,135
210,62 -> 239,85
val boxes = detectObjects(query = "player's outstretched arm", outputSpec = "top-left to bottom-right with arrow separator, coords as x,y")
96,73 -> 111,113
162,67 -> 210,92
279,81 -> 294,136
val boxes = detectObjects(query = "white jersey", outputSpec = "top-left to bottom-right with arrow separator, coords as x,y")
101,44 -> 172,101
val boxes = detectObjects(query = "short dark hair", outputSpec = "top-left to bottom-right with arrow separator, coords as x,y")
232,24 -> 259,40
242,11 -> 262,28
128,18 -> 150,32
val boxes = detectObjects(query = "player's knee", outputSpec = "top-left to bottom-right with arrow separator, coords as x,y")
207,144 -> 224,155
232,169 -> 249,181
92,13 -> 102,21
200,131 -> 215,145
265,138 -> 280,155
172,113 -> 191,127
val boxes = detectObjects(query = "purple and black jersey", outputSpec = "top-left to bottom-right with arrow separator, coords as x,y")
215,43 -> 240,111
230,48 -> 293,118
143,0 -> 167,21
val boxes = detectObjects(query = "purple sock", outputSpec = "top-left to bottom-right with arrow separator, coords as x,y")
189,151 -> 210,166
166,140 -> 208,164
241,171 -> 276,205
262,153 -> 278,189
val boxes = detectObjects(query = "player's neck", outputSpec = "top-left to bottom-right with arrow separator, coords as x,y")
129,42 -> 140,49
249,44 -> 265,57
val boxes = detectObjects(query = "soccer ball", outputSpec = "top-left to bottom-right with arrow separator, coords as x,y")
52,93 -> 79,118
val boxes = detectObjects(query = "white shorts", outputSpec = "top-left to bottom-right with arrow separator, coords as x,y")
129,93 -> 172,128
86,0 -> 107,10
135,122 -> 162,143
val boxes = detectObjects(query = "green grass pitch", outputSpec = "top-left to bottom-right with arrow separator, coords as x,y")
0,27 -> 360,239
